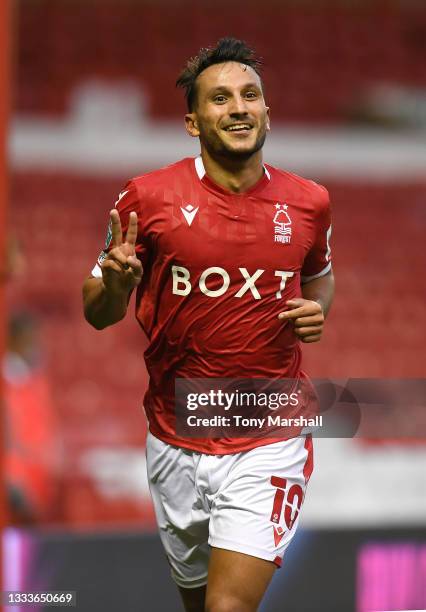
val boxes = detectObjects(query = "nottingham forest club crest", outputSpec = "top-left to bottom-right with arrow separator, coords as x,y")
273,203 -> 292,244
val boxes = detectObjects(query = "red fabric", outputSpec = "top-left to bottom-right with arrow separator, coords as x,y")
303,435 -> 314,483
270,487 -> 285,525
99,157 -> 331,454
5,371 -> 60,520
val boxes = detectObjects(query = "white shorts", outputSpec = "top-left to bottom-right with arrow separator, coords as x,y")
146,432 -> 314,589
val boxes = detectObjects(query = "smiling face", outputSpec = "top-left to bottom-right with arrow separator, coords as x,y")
185,61 -> 270,161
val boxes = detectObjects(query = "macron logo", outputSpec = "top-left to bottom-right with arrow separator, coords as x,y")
181,204 -> 199,226
273,526 -> 285,547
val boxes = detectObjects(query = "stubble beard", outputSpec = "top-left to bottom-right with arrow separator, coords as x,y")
201,125 -> 268,162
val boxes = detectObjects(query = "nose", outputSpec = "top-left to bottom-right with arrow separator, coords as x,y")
228,94 -> 249,116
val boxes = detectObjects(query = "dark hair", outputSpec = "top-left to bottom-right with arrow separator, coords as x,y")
176,37 -> 263,112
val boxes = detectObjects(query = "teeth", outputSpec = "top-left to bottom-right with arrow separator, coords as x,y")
226,124 -> 251,131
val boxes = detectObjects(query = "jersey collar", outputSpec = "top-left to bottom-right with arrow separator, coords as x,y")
194,155 -> 271,196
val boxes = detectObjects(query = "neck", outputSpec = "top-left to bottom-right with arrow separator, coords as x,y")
200,148 -> 264,193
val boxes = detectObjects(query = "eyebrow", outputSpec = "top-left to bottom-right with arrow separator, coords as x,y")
206,83 -> 262,96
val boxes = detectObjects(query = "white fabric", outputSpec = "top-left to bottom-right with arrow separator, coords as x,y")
146,432 -> 312,588
194,155 -> 206,179
91,263 -> 103,278
194,155 -> 271,183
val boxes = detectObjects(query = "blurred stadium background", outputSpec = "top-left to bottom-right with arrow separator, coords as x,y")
3,0 -> 426,610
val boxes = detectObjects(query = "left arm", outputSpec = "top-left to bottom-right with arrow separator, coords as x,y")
300,269 -> 334,318
278,270 -> 335,343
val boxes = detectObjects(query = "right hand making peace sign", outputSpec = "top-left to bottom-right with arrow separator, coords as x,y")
101,209 -> 143,295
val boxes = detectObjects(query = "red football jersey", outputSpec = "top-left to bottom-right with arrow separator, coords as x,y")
92,156 -> 332,454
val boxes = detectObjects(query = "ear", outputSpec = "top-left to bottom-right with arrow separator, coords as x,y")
266,106 -> 271,131
185,113 -> 200,138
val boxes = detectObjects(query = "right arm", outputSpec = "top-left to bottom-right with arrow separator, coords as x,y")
83,209 -> 143,330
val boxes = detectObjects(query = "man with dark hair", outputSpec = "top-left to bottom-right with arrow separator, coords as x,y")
176,38 -> 263,113
83,37 -> 334,612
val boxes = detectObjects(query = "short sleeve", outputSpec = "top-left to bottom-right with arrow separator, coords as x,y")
91,180 -> 148,278
301,186 -> 332,284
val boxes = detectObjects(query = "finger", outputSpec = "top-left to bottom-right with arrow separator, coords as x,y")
294,315 -> 324,328
110,209 -> 123,247
101,259 -> 125,275
279,300 -> 322,320
125,211 -> 138,248
278,306 -> 307,320
294,326 -> 323,337
285,298 -> 306,309
125,257 -> 143,278
301,334 -> 322,343
126,255 -> 143,273
286,299 -> 322,312
107,248 -> 128,266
